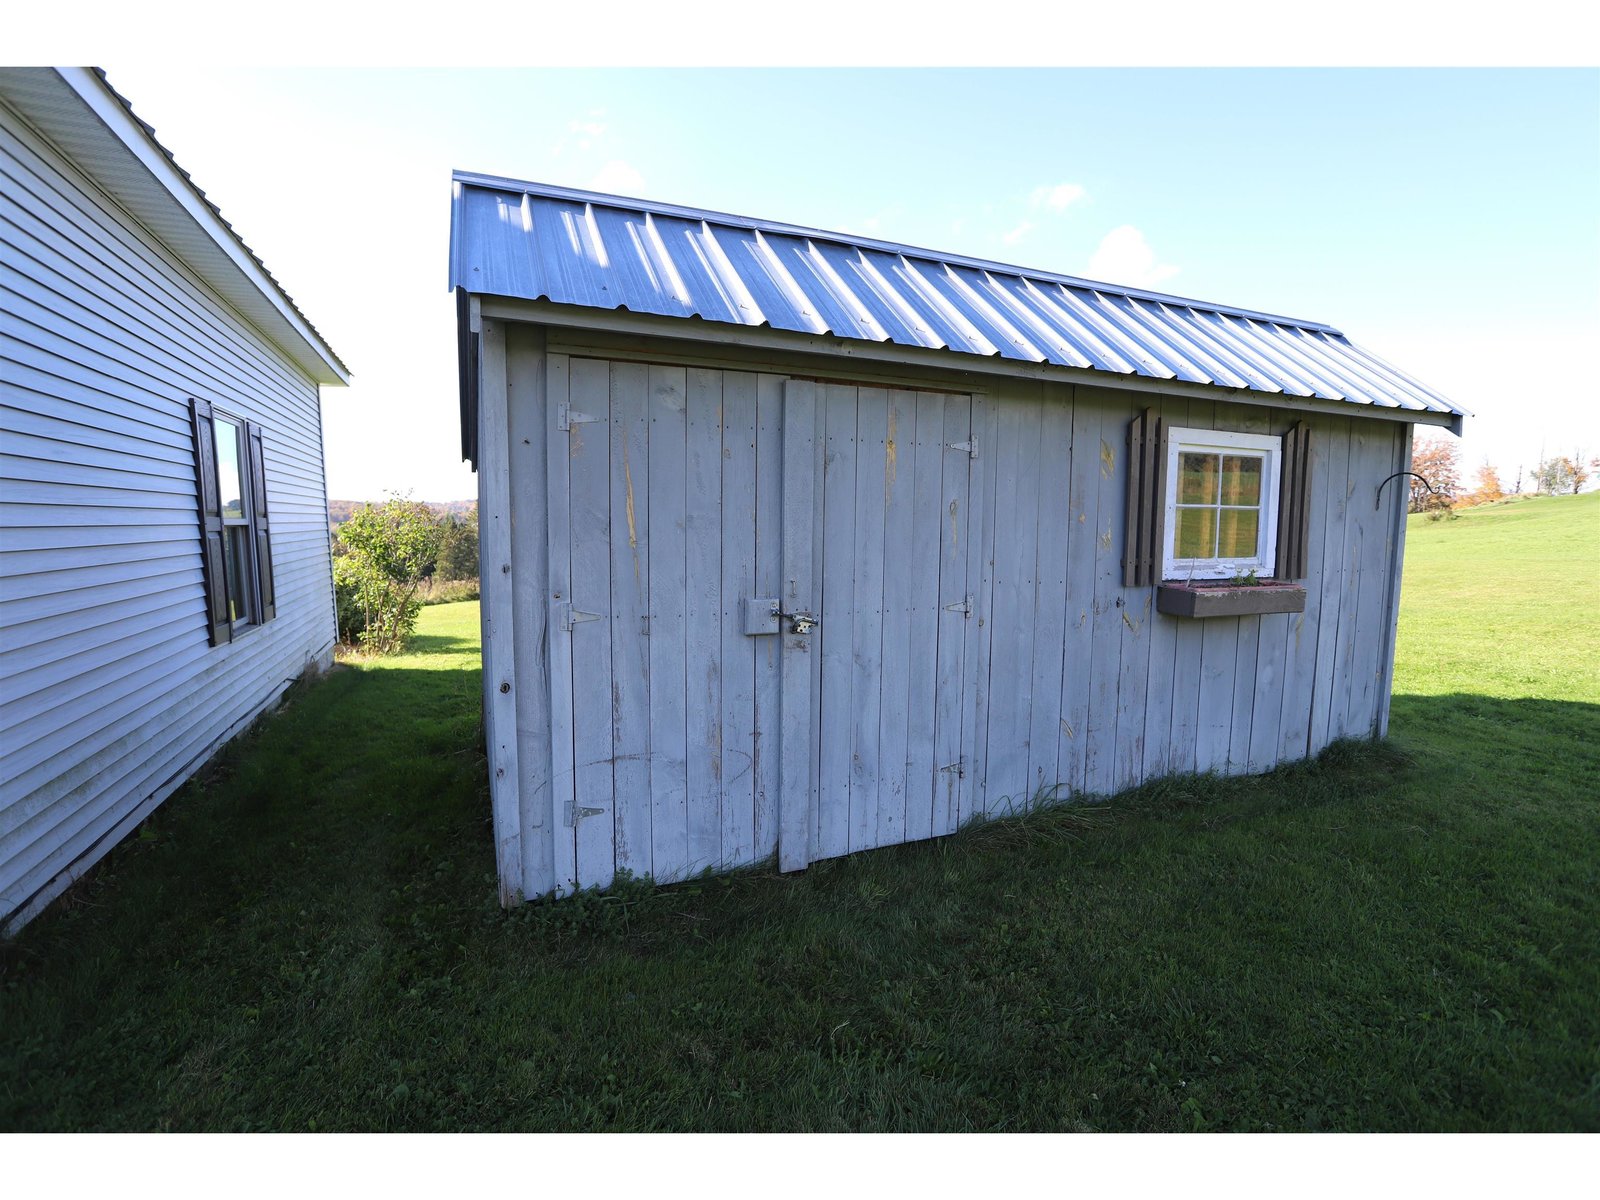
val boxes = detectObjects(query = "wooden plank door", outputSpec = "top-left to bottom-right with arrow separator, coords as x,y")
554,356 -> 782,891
785,384 -> 977,866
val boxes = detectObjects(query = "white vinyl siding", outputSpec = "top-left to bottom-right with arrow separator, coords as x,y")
0,100 -> 336,933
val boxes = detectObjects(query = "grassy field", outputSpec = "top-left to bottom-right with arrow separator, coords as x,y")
2,494 -> 1595,1131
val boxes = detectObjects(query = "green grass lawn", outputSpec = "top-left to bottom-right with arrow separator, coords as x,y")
2,496 -> 1596,1131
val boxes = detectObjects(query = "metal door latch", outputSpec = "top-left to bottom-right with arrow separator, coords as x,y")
777,607 -> 819,634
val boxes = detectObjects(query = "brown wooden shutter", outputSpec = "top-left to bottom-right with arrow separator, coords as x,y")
1275,421 -> 1313,580
1123,406 -> 1167,587
189,398 -> 232,645
247,422 -> 275,622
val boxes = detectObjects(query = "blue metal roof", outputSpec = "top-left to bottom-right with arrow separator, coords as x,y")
450,171 -> 1466,420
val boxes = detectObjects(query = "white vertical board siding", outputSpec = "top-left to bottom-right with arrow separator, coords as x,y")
1,106 -> 335,933
489,342 -> 1415,901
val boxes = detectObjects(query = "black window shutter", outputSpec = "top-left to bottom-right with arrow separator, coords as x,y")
1123,407 -> 1167,587
1275,421 -> 1313,579
247,422 -> 275,622
189,398 -> 232,645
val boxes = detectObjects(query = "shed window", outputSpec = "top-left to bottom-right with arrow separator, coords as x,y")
1163,427 -> 1281,581
1123,410 -> 1312,588
190,398 -> 277,645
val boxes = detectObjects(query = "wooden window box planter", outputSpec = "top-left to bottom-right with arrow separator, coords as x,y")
1156,580 -> 1307,618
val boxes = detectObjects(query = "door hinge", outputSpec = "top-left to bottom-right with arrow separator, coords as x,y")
943,595 -> 973,616
938,758 -> 967,779
565,801 -> 605,826
558,404 -> 602,431
560,603 -> 604,632
947,437 -> 978,459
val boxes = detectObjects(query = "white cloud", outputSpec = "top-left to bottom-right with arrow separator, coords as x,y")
1001,219 -> 1036,247
589,159 -> 645,195
1030,182 -> 1087,213
1085,225 -> 1180,289
568,111 -> 607,150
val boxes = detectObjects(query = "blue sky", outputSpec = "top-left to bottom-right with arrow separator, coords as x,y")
97,66 -> 1600,500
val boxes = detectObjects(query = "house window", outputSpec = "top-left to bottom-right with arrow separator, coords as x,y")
1162,427 -> 1281,581
189,398 -> 277,645
214,415 -> 257,627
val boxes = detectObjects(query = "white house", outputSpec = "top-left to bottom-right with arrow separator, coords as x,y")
1,68 -> 348,934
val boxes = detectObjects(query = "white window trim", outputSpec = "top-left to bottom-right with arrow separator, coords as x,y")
1163,426 -> 1282,582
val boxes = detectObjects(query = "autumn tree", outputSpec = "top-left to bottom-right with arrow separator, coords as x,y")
1409,436 -> 1461,513
1461,461 -> 1504,507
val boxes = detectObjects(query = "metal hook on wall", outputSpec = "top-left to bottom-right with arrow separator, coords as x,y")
1376,471 -> 1440,511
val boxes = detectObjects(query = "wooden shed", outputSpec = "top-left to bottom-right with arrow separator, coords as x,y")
449,173 -> 1466,905
1,69 -> 347,933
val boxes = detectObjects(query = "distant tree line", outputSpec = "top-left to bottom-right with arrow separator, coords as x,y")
1409,437 -> 1595,519
331,497 -> 479,653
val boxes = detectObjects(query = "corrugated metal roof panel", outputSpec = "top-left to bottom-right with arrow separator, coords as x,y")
450,171 -> 1467,420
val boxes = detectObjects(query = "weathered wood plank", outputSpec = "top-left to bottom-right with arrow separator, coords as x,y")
477,320 -> 525,901
962,390 -> 996,823
981,393 -> 1023,812
805,380 -> 828,860
899,392 -> 941,844
815,383 -> 859,860
877,389 -> 921,847
607,359 -> 653,878
933,393 -> 973,835
1113,544 -> 1155,793
1277,412 -> 1335,762
1307,416 -> 1354,755
720,371 -> 760,869
753,374 -> 784,861
647,364 -> 690,881
1084,398 -> 1125,796
778,379 -> 818,872
543,352 -> 579,894
849,387 -> 890,851
1343,420 -> 1396,738
1058,385 -> 1097,792
1227,616 -> 1261,775
568,357 -> 616,889
1027,384 -> 1072,803
685,368 -> 724,876
1195,614 -> 1239,774
1331,418 -> 1379,743
1376,424 -> 1413,738
985,389 -> 1044,814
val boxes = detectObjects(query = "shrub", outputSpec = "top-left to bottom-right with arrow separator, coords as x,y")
333,497 -> 446,653
332,554 -> 370,644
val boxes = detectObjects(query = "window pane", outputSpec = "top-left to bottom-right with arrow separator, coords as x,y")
225,525 -> 252,623
214,418 -> 245,519
1220,455 -> 1262,506
1175,506 -> 1217,558
1178,453 -> 1219,505
1217,508 -> 1260,559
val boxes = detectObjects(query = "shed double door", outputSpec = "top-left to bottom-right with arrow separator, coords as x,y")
546,357 -> 979,891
